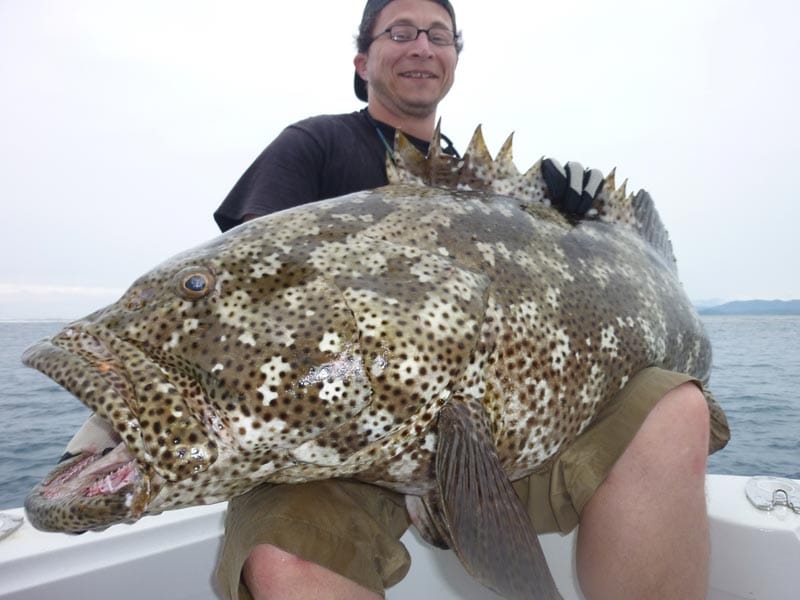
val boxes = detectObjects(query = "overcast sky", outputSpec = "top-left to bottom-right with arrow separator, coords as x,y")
1,0 -> 798,320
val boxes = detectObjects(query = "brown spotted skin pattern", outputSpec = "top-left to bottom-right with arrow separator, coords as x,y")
23,129 -> 725,533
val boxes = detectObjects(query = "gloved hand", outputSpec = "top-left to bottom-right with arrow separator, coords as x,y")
541,158 -> 604,217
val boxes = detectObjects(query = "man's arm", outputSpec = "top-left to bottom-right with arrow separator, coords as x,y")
213,125 -> 325,232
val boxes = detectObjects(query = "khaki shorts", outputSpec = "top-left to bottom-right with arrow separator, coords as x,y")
216,367 -> 729,598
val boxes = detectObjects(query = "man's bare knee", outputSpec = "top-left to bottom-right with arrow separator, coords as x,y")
242,544 -> 381,600
660,381 -> 709,417
652,382 -> 711,474
576,382 -> 712,599
242,545 -> 306,599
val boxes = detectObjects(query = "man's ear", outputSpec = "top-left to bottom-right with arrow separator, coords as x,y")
353,53 -> 368,82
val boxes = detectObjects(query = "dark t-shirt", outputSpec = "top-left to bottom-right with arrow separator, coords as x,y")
213,109 -> 446,232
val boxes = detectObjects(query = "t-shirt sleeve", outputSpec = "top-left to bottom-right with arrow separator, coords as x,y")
213,125 -> 324,232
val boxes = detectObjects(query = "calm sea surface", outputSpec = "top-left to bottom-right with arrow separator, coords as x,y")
0,317 -> 798,509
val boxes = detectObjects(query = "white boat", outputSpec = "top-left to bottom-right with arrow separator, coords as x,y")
0,474 -> 798,600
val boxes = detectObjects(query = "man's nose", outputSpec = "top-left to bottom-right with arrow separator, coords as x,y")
408,31 -> 435,57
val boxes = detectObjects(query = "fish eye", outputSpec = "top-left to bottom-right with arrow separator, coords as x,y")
177,268 -> 215,300
185,275 -> 207,292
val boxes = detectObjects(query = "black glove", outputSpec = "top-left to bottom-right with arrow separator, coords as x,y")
541,158 -> 604,217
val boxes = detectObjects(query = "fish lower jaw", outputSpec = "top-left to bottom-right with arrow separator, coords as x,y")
25,444 -> 155,532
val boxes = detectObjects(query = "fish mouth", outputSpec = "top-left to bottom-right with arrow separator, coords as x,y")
21,328 -> 170,532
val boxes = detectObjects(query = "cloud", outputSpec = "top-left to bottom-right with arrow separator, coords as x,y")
0,284 -> 124,297
1,0 -> 799,315
0,284 -> 124,321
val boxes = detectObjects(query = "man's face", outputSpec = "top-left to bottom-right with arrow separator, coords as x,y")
355,0 -> 458,120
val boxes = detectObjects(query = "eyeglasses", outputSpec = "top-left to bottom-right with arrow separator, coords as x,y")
374,25 -> 458,47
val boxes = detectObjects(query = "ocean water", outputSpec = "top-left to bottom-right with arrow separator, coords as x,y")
702,316 -> 800,478
0,317 -> 798,510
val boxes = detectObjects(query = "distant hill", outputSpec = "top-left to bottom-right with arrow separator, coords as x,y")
698,299 -> 800,316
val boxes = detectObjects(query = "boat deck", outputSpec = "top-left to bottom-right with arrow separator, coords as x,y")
1,475 -> 798,599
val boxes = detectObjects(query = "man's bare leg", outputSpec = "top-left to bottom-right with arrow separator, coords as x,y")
242,544 -> 381,600
576,382 -> 711,599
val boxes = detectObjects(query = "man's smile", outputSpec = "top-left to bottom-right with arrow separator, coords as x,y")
399,71 -> 437,79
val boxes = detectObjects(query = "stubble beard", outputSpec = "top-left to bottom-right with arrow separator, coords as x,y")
370,78 -> 443,120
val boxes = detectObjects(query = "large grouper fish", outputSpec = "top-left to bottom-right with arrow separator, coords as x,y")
23,125 -> 729,600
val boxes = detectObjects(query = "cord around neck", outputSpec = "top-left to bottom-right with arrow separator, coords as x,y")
363,109 -> 460,160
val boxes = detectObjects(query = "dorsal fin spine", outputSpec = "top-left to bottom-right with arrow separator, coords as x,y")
387,127 -> 677,271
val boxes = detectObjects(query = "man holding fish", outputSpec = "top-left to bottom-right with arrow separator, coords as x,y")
210,1 -> 723,599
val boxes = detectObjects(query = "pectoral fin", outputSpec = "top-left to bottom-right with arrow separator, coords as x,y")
435,400 -> 562,600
